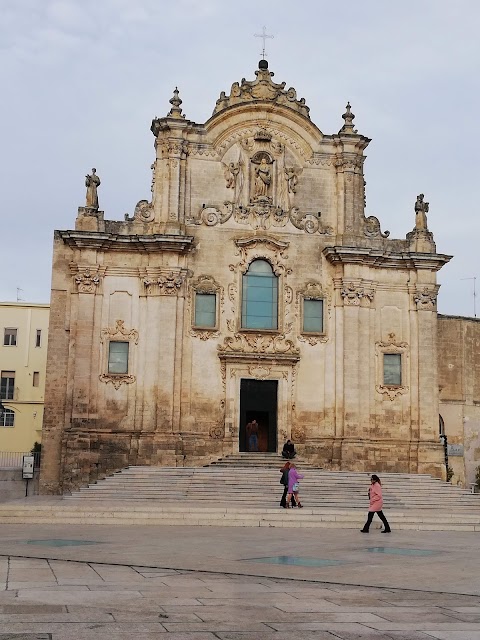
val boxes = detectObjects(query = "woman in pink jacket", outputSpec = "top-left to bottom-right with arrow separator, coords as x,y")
285,463 -> 304,508
360,475 -> 391,533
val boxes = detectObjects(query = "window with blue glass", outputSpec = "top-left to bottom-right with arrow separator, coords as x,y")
241,259 -> 278,330
194,293 -> 217,328
303,299 -> 324,333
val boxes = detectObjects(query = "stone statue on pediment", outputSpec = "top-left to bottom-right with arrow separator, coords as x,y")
85,168 -> 100,210
414,193 -> 429,230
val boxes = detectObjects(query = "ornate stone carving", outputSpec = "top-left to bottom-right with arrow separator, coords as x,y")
341,282 -> 374,306
99,373 -> 136,390
99,320 -> 138,390
363,215 -> 390,238
213,62 -> 310,119
247,364 -> 271,380
101,320 -> 139,345
124,199 -> 154,223
218,333 -> 300,356
75,268 -> 100,293
222,162 -> 242,189
188,201 -> 332,235
142,272 -> 185,295
296,281 -> 329,345
414,287 -> 438,310
375,333 -> 409,401
209,422 -> 224,439
285,166 -> 302,193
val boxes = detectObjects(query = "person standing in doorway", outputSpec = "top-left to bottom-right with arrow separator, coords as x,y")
361,474 -> 391,533
246,419 -> 259,452
285,463 -> 304,508
279,461 -> 296,508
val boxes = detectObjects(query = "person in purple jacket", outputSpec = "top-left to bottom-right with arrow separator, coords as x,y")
285,463 -> 304,508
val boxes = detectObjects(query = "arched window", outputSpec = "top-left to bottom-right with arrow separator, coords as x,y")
0,408 -> 15,427
241,259 -> 278,330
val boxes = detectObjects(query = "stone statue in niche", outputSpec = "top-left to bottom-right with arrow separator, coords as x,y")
252,154 -> 272,199
85,168 -> 100,210
414,193 -> 429,230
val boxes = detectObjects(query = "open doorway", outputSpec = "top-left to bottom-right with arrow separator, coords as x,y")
239,379 -> 277,452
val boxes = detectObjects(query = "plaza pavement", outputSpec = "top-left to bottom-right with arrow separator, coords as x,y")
0,522 -> 479,639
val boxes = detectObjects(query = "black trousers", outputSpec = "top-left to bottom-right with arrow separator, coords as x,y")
280,485 -> 296,507
362,510 -> 391,532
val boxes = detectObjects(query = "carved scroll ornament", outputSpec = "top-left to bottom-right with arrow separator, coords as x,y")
75,268 -> 100,293
413,287 -> 438,310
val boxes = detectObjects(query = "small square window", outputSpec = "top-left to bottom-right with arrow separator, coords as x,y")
33,372 -> 40,387
303,299 -> 324,333
4,328 -> 17,346
36,329 -> 42,347
108,341 -> 129,374
383,353 -> 402,386
194,293 -> 217,328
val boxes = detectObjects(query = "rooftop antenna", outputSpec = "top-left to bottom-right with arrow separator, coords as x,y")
461,276 -> 477,318
254,25 -> 274,60
16,287 -> 24,302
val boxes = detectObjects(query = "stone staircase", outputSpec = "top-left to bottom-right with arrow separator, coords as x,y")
1,453 -> 479,530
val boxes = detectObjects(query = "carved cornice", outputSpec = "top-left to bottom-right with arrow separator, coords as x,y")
59,231 -> 194,254
323,246 -> 452,272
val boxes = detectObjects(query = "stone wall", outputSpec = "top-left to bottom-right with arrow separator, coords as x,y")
438,315 -> 480,486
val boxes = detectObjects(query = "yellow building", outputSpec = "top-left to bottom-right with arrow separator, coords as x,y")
0,302 -> 49,453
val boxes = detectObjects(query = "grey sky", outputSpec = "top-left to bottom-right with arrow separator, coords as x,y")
1,0 -> 479,316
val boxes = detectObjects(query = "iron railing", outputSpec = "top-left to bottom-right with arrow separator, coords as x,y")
0,451 -> 41,468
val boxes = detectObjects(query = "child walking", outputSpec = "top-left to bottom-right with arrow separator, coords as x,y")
285,463 -> 304,508
361,474 -> 391,533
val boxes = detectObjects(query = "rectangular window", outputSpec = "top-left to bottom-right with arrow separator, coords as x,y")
108,341 -> 129,374
3,328 -> 17,346
36,329 -> 42,347
303,299 -> 324,333
194,293 -> 217,328
0,371 -> 15,400
242,276 -> 278,330
33,372 -> 40,387
383,353 -> 402,386
0,409 -> 14,427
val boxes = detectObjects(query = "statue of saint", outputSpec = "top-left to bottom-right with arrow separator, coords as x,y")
85,168 -> 101,210
254,157 -> 271,197
414,193 -> 429,230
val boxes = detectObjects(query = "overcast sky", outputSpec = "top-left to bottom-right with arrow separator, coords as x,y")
1,0 -> 479,317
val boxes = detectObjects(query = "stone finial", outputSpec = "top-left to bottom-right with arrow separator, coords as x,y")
168,87 -> 185,119
339,102 -> 356,134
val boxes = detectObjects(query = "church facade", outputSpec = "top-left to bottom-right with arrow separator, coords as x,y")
40,60 -> 456,494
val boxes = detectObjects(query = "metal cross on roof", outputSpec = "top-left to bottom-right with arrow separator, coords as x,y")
254,26 -> 274,59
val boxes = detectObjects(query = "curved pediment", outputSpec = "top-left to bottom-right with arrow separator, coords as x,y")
213,61 -> 311,120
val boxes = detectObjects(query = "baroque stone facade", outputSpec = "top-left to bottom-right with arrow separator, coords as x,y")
40,60 -> 453,493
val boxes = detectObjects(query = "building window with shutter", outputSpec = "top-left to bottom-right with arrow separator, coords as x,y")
36,329 -> 42,347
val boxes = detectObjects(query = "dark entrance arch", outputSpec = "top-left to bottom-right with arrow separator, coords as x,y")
239,378 -> 278,452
